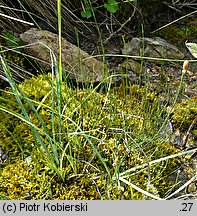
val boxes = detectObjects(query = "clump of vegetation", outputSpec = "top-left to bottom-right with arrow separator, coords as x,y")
0,73 -> 182,199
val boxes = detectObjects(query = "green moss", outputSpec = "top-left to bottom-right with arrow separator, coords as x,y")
0,74 -> 181,199
5,51 -> 25,67
0,152 -> 178,199
172,96 -> 197,133
156,21 -> 197,46
0,50 -> 32,84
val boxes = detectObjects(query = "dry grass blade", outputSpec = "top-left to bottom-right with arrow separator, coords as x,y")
0,12 -> 34,25
151,9 -> 197,33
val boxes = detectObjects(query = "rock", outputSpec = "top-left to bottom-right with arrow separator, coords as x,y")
122,37 -> 184,60
118,59 -> 142,74
0,147 -> 8,163
20,28 -> 108,83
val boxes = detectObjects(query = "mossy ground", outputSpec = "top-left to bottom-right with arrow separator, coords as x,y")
172,96 -> 197,133
155,18 -> 197,47
0,73 -> 187,199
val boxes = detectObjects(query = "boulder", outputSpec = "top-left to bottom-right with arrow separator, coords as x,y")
20,28 -> 108,83
122,37 -> 184,60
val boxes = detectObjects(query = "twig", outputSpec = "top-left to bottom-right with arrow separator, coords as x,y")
103,3 -> 137,44
104,16 -> 132,44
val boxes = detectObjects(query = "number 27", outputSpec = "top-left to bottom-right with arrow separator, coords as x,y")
181,203 -> 193,211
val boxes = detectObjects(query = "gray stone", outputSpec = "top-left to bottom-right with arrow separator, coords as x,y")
122,37 -> 184,60
20,28 -> 108,83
